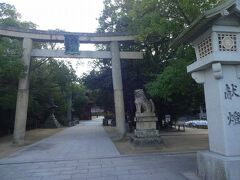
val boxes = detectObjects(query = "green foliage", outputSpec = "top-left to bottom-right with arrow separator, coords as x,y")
29,59 -> 81,126
0,3 -> 90,135
146,47 -> 204,115
0,2 -> 36,110
0,38 -> 23,80
127,0 -> 223,39
97,0 -> 131,33
88,0 -> 224,120
72,84 -> 90,119
0,3 -> 36,135
82,65 -> 114,112
146,47 -> 195,100
0,3 -> 19,19
0,3 -> 35,28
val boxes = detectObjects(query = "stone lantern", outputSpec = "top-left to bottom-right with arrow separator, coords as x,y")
172,1 -> 240,179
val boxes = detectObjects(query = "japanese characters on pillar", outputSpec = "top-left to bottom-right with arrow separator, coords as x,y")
224,83 -> 240,126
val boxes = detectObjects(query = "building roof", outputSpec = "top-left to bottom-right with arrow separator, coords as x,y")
171,0 -> 240,48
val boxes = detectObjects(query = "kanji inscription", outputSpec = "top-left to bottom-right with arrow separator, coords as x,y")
227,111 -> 240,126
224,84 -> 240,100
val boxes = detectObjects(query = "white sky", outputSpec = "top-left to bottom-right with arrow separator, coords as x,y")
2,0 -> 104,76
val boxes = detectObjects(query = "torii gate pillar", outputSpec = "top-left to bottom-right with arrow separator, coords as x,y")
110,41 -> 126,137
13,38 -> 32,145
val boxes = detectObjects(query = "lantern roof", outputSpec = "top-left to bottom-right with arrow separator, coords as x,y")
172,0 -> 240,48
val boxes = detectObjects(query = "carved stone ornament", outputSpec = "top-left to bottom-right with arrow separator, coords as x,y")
134,89 -> 155,115
212,63 -> 223,79
222,36 -> 234,50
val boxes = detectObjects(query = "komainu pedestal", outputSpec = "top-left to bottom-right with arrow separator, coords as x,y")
131,89 -> 162,145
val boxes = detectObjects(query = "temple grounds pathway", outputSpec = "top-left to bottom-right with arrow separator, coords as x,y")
0,128 -> 65,159
0,119 -> 201,180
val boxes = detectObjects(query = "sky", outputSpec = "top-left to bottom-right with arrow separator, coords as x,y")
2,0 -> 104,76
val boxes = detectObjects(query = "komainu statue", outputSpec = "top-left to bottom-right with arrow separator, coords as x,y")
134,89 -> 155,115
132,89 -> 161,145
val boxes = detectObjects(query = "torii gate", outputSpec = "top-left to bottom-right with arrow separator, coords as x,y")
0,27 -> 143,145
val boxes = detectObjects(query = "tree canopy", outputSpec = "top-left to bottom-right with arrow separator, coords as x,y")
84,0 -> 223,121
0,3 -> 90,135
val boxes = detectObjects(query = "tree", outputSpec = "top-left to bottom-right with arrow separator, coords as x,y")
29,59 -> 85,127
123,0 -> 222,117
72,84 -> 90,119
146,46 -> 204,116
0,3 -> 91,135
83,0 -> 223,123
82,63 -> 114,112
0,3 -> 36,135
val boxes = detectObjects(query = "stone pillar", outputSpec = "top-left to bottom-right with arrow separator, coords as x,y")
191,63 -> 240,180
110,41 -> 126,136
13,38 -> 32,145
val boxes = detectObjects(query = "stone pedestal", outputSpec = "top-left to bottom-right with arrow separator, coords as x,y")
43,114 -> 62,128
197,151 -> 240,180
132,113 -> 162,145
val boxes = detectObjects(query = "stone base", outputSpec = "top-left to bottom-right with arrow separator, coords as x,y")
197,151 -> 240,180
135,129 -> 160,138
132,129 -> 161,146
43,114 -> 62,128
135,112 -> 156,117
135,114 -> 158,130
131,136 -> 162,146
133,113 -> 161,146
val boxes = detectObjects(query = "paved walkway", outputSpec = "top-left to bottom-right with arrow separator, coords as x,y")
0,118 -> 200,180
0,119 -> 119,163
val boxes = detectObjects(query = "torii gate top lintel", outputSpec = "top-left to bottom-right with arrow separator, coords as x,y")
0,26 -> 143,60
0,26 -> 136,43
